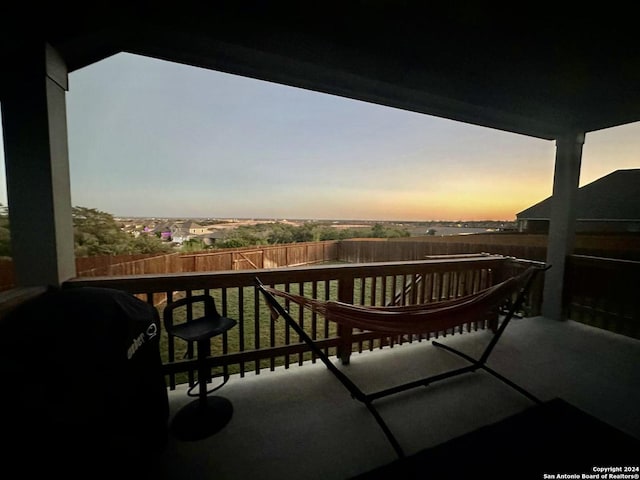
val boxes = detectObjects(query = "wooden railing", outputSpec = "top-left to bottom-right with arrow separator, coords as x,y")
565,255 -> 640,339
65,256 -> 532,389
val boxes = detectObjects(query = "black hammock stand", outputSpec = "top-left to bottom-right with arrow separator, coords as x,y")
255,263 -> 549,459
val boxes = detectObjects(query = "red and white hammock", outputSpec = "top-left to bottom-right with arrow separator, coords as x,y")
260,266 -> 536,335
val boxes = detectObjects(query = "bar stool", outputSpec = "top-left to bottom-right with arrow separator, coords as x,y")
163,294 -> 237,440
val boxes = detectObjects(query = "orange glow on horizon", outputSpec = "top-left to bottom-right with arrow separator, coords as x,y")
340,173 -> 555,221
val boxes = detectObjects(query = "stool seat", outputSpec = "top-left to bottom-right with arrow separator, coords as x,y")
170,315 -> 236,343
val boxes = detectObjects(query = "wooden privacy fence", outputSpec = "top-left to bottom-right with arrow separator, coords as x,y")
76,253 -> 183,277
0,242 -> 341,292
339,238 -> 547,263
338,233 -> 640,264
180,241 -> 339,272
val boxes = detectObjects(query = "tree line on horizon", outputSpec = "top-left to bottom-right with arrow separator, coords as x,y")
0,205 -> 411,258
181,218 -> 411,251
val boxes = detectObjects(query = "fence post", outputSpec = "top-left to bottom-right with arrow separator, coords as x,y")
337,276 -> 354,365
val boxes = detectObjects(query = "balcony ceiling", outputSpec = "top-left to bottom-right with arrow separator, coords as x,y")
3,2 -> 640,140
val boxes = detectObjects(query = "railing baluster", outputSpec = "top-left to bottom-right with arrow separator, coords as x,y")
237,287 -> 248,377
368,277 -> 375,351
410,273 -> 419,306
381,274 -> 388,307
401,274 -> 408,306
298,282 -> 304,366
418,272 -> 426,305
370,276 -> 377,306
284,283 -> 291,368
390,274 -> 397,305
269,283 -> 276,371
218,287 -> 230,380
165,290 -> 175,390
424,272 -> 433,304
446,271 -> 454,300
311,281 -> 318,363
185,290 -> 195,387
250,287 -> 261,375
323,280 -> 330,357
357,277 -> 364,353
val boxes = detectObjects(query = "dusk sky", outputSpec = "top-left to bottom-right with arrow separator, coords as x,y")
1,52 -> 638,221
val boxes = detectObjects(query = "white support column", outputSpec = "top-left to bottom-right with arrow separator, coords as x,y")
541,132 -> 585,320
1,43 -> 76,286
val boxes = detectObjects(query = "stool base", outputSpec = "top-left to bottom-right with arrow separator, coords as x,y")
170,396 -> 233,441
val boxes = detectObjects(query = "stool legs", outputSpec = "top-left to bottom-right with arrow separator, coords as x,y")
170,339 -> 233,441
197,339 -> 210,408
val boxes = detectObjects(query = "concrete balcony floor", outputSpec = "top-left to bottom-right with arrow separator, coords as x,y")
158,317 -> 640,480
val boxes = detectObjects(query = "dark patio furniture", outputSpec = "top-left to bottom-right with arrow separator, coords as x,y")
0,286 -> 169,475
163,294 -> 237,441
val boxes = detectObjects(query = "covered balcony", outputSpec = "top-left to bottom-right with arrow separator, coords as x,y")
58,254 -> 640,477
1,4 -> 639,478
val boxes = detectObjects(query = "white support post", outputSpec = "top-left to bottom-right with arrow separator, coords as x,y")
1,43 -> 76,286
541,132 -> 585,320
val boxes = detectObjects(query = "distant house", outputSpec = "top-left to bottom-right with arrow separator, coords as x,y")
151,222 -> 173,241
516,169 -> 640,233
169,221 -> 210,243
197,230 -> 226,246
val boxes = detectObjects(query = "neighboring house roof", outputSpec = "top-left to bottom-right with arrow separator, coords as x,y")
517,169 -> 640,221
152,222 -> 172,233
171,221 -> 200,233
